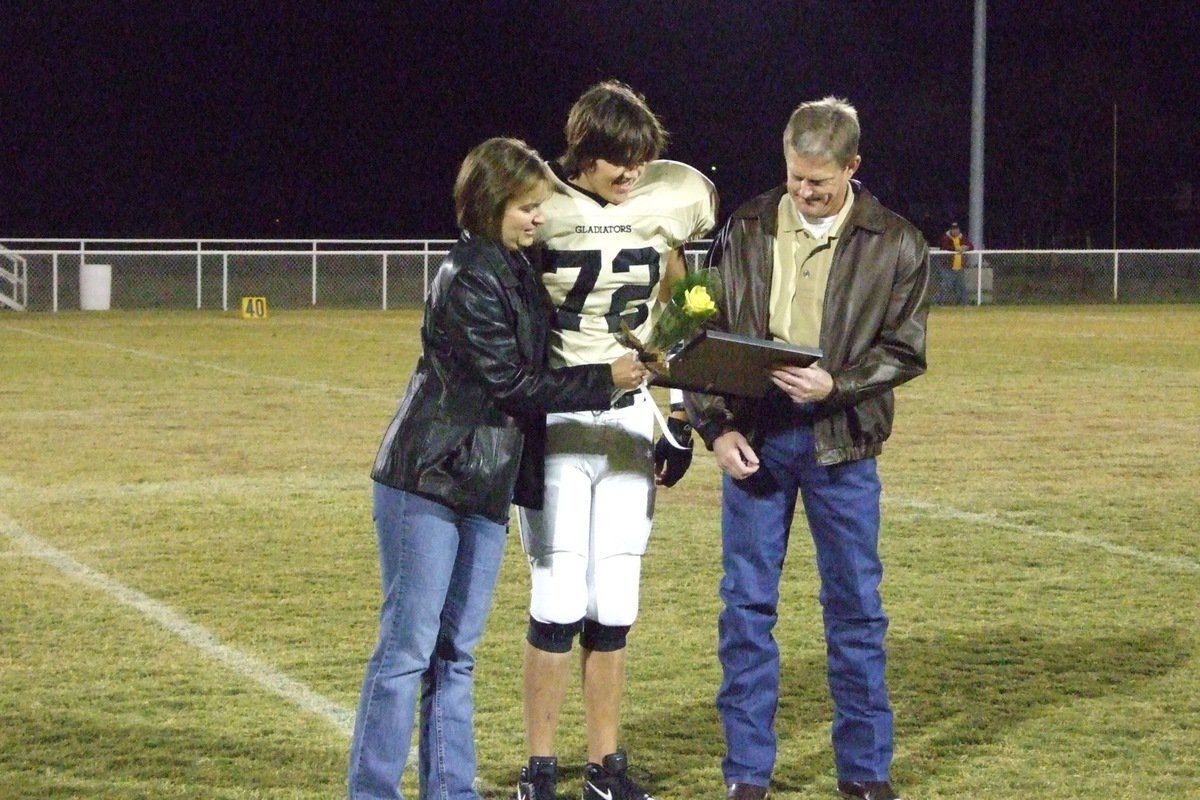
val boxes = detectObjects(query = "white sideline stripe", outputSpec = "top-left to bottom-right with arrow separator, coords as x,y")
1,324 -> 395,401
281,318 -> 406,336
0,511 -> 356,736
890,497 -> 1200,574
13,474 -> 365,504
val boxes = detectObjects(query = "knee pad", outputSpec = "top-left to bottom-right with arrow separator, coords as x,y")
580,619 -> 630,652
526,616 -> 583,654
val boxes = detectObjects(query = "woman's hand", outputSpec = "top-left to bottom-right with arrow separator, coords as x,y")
610,351 -> 649,390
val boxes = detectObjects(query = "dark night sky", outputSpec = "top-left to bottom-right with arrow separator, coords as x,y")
3,1 -> 1198,247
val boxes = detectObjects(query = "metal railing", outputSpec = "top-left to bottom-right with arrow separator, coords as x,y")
1,239 -> 1197,311
1,239 -> 456,312
0,243 -> 28,311
928,249 -> 1200,305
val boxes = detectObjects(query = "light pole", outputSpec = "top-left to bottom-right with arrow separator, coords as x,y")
969,0 -> 986,248
1112,102 -> 1118,249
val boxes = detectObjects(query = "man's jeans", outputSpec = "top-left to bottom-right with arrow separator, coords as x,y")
717,415 -> 893,785
936,263 -> 969,304
347,483 -> 507,800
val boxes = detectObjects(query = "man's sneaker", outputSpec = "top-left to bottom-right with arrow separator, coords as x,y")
517,756 -> 558,800
582,750 -> 655,800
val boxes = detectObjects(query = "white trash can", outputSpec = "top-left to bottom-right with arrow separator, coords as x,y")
80,263 -> 112,310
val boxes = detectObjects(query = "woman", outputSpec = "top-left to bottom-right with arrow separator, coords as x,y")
347,137 -> 646,800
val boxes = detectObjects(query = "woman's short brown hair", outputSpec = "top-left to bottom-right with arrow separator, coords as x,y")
454,137 -> 550,242
559,80 -> 667,178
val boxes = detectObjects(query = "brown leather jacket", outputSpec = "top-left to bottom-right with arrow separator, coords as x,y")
684,182 -> 929,466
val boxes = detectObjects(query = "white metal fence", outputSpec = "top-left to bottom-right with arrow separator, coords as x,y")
0,244 -> 28,311
928,249 -> 1200,305
1,239 -> 1198,312
0,239 -> 459,313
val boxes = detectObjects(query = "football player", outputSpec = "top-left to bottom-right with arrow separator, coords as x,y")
516,80 -> 718,800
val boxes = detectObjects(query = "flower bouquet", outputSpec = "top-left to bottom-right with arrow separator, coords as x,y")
617,268 -> 721,376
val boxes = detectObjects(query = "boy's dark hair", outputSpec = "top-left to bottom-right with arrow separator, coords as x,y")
560,80 -> 667,177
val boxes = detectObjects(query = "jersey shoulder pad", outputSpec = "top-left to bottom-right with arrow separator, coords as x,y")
644,159 -> 716,196
639,160 -> 719,238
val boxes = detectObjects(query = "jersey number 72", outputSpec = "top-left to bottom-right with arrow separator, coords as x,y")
542,247 -> 661,333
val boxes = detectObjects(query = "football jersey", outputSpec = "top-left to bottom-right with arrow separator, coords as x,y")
536,159 -> 717,367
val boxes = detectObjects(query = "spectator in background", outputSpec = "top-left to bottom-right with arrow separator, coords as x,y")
347,137 -> 647,800
937,221 -> 974,304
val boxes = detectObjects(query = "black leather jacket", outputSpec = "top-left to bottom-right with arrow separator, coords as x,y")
685,182 -> 929,465
371,233 -> 614,522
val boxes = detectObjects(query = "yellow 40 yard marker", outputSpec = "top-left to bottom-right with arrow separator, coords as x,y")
240,296 -> 269,319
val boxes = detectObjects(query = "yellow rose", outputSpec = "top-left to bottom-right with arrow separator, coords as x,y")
682,285 -> 717,316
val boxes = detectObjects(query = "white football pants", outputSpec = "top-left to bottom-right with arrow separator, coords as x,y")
518,392 -> 656,627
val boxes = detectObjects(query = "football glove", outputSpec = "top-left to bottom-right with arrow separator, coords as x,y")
654,416 -> 694,487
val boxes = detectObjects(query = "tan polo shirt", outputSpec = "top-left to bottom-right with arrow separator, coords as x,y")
769,187 -> 854,347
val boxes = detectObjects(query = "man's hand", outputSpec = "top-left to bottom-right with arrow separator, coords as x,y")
713,430 -> 759,480
769,364 -> 834,404
654,415 -> 693,487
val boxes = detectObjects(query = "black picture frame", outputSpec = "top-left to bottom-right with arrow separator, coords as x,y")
650,329 -> 823,397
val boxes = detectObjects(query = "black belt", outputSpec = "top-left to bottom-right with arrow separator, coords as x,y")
612,391 -> 637,409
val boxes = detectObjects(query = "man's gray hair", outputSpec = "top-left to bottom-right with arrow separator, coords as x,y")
783,97 -> 860,167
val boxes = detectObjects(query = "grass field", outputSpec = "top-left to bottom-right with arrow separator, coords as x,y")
2,305 -> 1198,800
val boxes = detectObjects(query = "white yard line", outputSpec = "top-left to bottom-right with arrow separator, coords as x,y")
1,324 -> 395,400
0,510 -> 356,736
277,318 -> 408,336
11,474 -> 365,504
888,496 -> 1200,574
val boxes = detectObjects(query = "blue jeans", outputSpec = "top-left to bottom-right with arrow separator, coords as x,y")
936,263 -> 968,304
717,413 -> 892,785
347,484 -> 508,800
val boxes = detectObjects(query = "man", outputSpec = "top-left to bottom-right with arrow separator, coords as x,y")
516,80 -> 718,800
684,97 -> 928,800
937,221 -> 974,304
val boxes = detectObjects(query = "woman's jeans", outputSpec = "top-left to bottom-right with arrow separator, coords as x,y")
717,413 -> 893,785
347,483 -> 507,800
